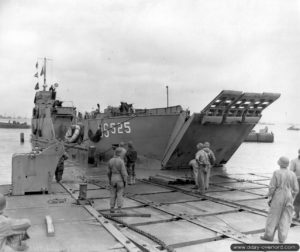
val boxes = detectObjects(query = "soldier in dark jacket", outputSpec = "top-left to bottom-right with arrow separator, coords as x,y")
55,152 -> 69,183
125,141 -> 138,185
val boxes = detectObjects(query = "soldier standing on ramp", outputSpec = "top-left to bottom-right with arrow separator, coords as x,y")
290,148 -> 300,219
189,159 -> 199,190
261,156 -> 299,243
55,152 -> 69,183
125,141 -> 138,185
107,147 -> 128,213
195,143 -> 210,194
118,142 -> 127,161
203,142 -> 216,190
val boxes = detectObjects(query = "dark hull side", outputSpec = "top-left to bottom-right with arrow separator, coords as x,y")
83,113 -> 182,160
161,114 -> 256,168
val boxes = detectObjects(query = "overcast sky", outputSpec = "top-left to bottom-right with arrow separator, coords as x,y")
0,0 -> 299,123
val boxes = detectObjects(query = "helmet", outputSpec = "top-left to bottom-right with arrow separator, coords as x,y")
115,147 -> 123,157
204,142 -> 210,148
277,156 -> 289,168
196,143 -> 204,150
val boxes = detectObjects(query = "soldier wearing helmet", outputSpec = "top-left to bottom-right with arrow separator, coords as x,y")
107,147 -> 128,213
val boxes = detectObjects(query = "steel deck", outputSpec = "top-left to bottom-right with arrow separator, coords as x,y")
1,162 -> 300,252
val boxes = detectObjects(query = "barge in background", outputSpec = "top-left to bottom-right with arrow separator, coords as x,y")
244,126 -> 274,143
0,121 -> 30,129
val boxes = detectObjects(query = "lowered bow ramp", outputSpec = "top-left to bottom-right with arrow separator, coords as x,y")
162,90 -> 280,169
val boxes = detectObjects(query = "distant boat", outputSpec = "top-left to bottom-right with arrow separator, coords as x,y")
244,126 -> 274,143
287,125 -> 300,131
0,121 -> 30,129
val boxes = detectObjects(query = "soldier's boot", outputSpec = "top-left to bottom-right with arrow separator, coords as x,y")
132,176 -> 136,184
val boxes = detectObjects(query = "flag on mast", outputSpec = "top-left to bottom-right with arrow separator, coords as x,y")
34,83 -> 39,90
34,72 -> 38,78
40,67 -> 44,76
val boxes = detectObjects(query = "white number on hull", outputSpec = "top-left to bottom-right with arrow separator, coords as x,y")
102,122 -> 131,137
124,122 -> 131,133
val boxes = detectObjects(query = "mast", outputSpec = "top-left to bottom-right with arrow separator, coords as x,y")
166,85 -> 169,108
43,57 -> 47,91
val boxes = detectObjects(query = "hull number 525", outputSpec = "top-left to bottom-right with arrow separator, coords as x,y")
103,122 -> 131,137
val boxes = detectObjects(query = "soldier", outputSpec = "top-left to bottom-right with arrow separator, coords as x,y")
107,147 -> 128,213
118,142 -> 127,161
125,141 -> 138,185
290,148 -> 300,219
0,194 -> 31,251
203,142 -> 216,190
189,159 -> 199,189
195,143 -> 210,194
55,152 -> 68,183
261,157 -> 299,243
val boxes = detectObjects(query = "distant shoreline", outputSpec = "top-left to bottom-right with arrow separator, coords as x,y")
0,116 -> 28,120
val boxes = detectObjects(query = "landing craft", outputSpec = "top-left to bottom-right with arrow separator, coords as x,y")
31,59 -> 280,169
31,86 -> 280,169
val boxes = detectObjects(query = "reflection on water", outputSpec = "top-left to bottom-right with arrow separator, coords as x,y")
0,123 -> 299,184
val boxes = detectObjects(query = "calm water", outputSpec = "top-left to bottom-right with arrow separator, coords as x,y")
0,128 -> 31,184
225,123 -> 300,174
0,123 -> 299,184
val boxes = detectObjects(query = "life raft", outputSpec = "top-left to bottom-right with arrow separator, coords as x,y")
65,125 -> 81,143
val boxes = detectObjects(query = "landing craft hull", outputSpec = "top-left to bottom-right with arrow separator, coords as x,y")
162,114 -> 255,168
161,90 -> 281,168
31,89 -> 280,169
84,113 -> 181,160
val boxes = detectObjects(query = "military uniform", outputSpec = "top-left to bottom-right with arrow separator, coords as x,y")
195,149 -> 210,193
126,145 -> 137,185
204,147 -> 216,190
262,157 -> 299,243
55,153 -> 68,182
290,157 -> 300,218
107,150 -> 128,212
